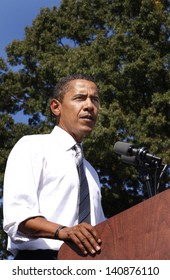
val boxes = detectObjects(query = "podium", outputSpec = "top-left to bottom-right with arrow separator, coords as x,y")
58,189 -> 170,260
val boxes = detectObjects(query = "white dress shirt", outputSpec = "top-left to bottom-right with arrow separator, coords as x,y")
3,126 -> 105,256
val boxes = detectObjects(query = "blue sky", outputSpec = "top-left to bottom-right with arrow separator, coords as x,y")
0,0 -> 61,59
0,0 -> 61,122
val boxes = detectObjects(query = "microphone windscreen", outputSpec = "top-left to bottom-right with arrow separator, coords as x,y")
114,141 -> 132,156
121,155 -> 137,166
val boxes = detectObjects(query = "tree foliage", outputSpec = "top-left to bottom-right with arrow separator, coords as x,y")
0,0 -> 170,258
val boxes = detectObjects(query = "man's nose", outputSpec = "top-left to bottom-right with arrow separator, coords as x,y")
84,98 -> 94,110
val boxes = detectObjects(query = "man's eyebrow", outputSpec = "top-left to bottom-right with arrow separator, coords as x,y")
73,93 -> 87,97
76,89 -> 99,95
74,93 -> 99,98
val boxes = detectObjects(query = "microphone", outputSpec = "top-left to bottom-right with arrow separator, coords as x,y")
121,155 -> 137,166
114,141 -> 162,166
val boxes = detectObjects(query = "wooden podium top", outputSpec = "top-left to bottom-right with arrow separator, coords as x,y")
58,189 -> 170,260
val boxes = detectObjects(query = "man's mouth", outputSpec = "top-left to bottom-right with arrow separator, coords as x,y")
80,114 -> 95,121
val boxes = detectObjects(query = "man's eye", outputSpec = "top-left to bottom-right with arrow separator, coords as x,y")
92,97 -> 99,103
75,95 -> 87,100
76,96 -> 84,100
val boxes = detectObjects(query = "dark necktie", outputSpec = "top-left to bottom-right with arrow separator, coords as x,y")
74,143 -> 91,224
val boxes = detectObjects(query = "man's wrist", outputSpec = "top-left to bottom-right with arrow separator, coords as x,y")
54,225 -> 67,240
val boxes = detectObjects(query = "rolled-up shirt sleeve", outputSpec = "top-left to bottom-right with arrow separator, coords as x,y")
3,136 -> 44,241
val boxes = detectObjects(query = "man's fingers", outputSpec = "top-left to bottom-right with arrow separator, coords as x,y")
79,227 -> 101,253
70,234 -> 88,255
62,224 -> 102,255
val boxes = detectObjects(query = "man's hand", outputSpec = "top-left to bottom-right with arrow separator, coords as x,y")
58,223 -> 102,255
19,217 -> 101,255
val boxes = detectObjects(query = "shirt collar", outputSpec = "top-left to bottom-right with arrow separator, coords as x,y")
51,126 -> 77,151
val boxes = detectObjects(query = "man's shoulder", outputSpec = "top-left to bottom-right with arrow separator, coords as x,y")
22,132 -> 51,140
12,132 -> 52,152
20,132 -> 51,143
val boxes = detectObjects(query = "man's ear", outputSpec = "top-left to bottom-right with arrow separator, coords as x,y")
50,99 -> 61,117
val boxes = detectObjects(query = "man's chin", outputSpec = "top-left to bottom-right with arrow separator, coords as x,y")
82,127 -> 94,137
83,123 -> 95,131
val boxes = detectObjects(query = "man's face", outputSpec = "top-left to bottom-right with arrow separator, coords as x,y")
55,79 -> 99,142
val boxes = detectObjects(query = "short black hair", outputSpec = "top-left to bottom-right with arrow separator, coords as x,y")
52,73 -> 97,102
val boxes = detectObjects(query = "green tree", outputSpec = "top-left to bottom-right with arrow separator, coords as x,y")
0,0 -> 170,258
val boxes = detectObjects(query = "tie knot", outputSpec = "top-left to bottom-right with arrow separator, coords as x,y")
73,143 -> 83,165
74,143 -> 81,151
74,143 -> 83,155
